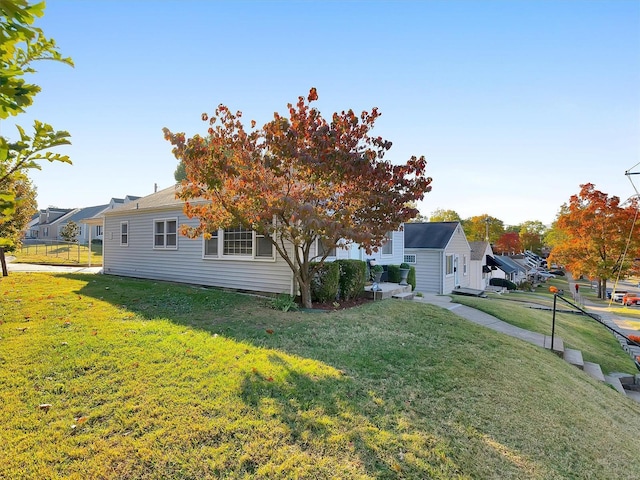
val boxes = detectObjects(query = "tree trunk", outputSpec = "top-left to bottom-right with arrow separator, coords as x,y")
599,278 -> 607,299
299,280 -> 313,309
0,247 -> 8,277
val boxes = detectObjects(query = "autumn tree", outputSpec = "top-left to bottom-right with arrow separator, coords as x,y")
164,88 -> 432,308
429,208 -> 461,223
463,214 -> 504,243
493,232 -> 522,254
547,183 -> 640,299
519,220 -> 547,254
0,172 -> 36,250
1,0 -> 73,262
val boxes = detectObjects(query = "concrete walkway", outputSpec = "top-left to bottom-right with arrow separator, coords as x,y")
4,257 -> 103,274
415,293 -> 560,351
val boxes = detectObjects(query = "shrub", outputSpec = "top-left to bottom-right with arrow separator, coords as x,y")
408,266 -> 416,290
518,280 -> 534,292
310,261 -> 340,303
336,260 -> 366,300
386,264 -> 401,283
400,262 -> 410,270
489,277 -> 517,290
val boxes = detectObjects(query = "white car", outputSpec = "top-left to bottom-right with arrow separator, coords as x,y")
612,291 -> 628,303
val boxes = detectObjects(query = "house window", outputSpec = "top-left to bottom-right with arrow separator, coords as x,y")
446,254 -> 454,275
43,227 -> 49,237
154,219 -> 177,249
203,227 -> 274,260
382,232 -> 393,255
120,222 -> 128,246
404,254 -> 417,264
204,231 -> 219,257
96,225 -> 103,236
223,226 -> 252,255
463,255 -> 468,275
255,233 -> 274,258
317,238 -> 336,258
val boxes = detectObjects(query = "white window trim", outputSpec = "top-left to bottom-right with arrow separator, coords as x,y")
445,254 -> 454,276
202,228 -> 275,262
315,238 -> 337,260
381,231 -> 393,256
120,221 -> 129,247
404,254 -> 417,264
153,218 -> 178,250
463,254 -> 468,276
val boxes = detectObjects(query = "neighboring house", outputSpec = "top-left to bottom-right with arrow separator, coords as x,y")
25,213 -> 40,238
36,207 -> 74,240
100,186 -> 404,296
491,255 -> 528,284
468,241 -> 496,291
403,222 -> 472,294
57,204 -> 109,243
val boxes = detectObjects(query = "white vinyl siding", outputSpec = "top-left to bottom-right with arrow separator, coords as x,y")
103,209 -> 292,295
154,218 -> 177,249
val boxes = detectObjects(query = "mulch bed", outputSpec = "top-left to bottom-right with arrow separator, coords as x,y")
310,296 -> 374,311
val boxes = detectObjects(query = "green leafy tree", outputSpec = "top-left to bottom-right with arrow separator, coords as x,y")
59,220 -> 80,243
429,208 -> 461,223
519,220 -> 547,254
1,0 -> 73,237
0,172 -> 36,250
463,214 -> 504,243
165,88 -> 432,308
174,160 -> 186,182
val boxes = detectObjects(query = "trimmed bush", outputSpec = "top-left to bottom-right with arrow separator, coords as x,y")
386,264 -> 401,283
336,259 -> 367,300
310,261 -> 340,303
489,277 -> 517,290
408,266 -> 416,291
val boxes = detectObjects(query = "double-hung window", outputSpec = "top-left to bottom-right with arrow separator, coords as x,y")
154,218 -> 177,249
382,232 -> 393,255
120,222 -> 128,246
446,254 -> 454,275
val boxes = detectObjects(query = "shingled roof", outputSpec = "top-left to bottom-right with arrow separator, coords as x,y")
403,222 -> 460,249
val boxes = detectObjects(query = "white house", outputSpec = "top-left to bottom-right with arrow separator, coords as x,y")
468,241 -> 496,291
100,186 -> 405,296
403,222 -> 472,294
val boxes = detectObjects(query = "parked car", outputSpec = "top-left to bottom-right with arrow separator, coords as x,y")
622,293 -> 640,306
612,291 -> 628,303
548,270 -> 565,276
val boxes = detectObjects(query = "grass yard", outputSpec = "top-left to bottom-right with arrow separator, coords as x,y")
14,242 -> 103,266
451,279 -> 637,374
2,273 -> 640,479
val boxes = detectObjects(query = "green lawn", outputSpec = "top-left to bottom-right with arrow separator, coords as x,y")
14,242 -> 103,266
1,273 -> 640,479
452,277 -> 636,374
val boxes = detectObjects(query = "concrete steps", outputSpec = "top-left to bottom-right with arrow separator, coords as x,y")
364,283 -> 412,300
563,348 -> 584,370
583,361 -> 605,382
392,291 -> 414,301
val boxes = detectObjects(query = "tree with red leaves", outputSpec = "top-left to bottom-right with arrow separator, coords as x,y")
494,232 -> 522,255
164,89 -> 432,308
547,183 -> 640,299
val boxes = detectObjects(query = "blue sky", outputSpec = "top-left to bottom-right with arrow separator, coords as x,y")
5,0 -> 640,226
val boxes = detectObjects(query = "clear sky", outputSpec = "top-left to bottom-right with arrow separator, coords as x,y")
4,0 -> 640,227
